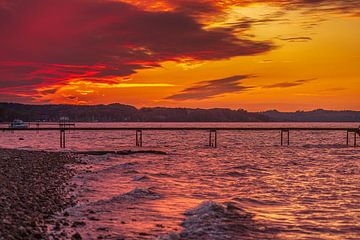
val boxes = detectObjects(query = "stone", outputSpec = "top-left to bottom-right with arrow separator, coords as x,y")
71,232 -> 83,240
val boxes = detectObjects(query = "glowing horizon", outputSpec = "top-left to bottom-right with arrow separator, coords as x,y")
0,0 -> 359,111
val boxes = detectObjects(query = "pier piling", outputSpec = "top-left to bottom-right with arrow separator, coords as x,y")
355,131 -> 357,147
346,130 -> 358,147
281,130 -> 290,146
209,130 -> 217,148
288,130 -> 290,146
136,129 -> 143,147
60,130 -> 66,148
280,129 -> 290,146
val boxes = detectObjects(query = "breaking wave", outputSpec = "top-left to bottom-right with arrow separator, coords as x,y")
160,201 -> 277,240
94,187 -> 161,205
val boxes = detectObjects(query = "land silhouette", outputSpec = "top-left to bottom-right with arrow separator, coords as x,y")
0,103 -> 360,122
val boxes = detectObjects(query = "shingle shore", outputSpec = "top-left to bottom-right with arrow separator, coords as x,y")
0,149 -> 79,240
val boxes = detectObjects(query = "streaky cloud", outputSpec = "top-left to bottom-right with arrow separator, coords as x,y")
263,78 -> 317,88
166,75 -> 254,100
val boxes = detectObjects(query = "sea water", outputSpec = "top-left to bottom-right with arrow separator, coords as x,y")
1,122 -> 360,239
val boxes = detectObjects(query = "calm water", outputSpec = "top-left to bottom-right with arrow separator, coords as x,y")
1,122 -> 360,239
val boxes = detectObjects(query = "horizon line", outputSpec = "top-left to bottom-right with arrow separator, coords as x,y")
1,102 -> 359,113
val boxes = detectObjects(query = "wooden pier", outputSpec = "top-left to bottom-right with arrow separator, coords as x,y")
1,126 -> 359,149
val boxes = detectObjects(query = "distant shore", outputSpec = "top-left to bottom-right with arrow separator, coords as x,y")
0,149 -> 80,239
1,102 -> 360,122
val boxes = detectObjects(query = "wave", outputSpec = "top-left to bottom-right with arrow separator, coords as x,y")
132,175 -> 151,181
94,187 -> 161,205
231,164 -> 264,172
160,201 -> 277,240
302,143 -> 346,149
223,171 -> 247,177
150,172 -> 174,178
233,197 -> 284,207
93,161 -> 139,174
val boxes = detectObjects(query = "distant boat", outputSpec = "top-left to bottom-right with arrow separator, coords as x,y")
9,119 -> 29,129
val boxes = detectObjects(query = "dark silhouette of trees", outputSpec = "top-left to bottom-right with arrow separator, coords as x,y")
261,109 -> 360,122
0,103 -> 359,122
0,103 -> 268,122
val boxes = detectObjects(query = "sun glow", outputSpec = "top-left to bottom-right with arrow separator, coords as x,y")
0,0 -> 359,109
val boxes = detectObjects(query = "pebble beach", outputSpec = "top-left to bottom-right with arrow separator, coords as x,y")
0,149 -> 79,240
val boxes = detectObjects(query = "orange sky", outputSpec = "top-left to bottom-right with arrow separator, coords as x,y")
0,0 -> 359,111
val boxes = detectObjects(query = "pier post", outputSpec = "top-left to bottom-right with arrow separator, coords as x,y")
209,130 -> 217,148
346,131 -> 349,146
215,130 -> 217,148
60,130 -> 66,148
140,130 -> 143,147
136,129 -> 143,147
288,130 -> 290,146
355,131 -> 357,147
280,130 -> 290,146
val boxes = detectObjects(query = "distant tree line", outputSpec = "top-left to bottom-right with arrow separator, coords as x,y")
0,103 -> 269,122
0,103 -> 359,122
261,109 -> 360,122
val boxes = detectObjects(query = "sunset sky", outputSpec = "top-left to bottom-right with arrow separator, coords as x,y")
0,0 -> 359,111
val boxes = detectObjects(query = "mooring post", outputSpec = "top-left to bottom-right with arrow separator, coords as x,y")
136,129 -> 143,147
346,131 -> 349,146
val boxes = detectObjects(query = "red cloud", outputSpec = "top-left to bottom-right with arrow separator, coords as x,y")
0,0 -> 272,101
3,0 -> 357,103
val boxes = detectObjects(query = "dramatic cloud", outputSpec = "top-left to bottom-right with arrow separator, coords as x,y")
166,75 -> 253,100
0,0 -> 272,101
0,0 -> 359,103
119,0 -> 360,16
263,78 -> 316,88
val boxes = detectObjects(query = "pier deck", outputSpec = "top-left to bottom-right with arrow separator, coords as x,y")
1,127 -> 359,148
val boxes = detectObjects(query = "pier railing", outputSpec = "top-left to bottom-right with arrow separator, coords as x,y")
1,127 -> 359,149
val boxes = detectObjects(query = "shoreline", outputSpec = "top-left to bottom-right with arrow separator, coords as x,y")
43,149 -> 276,240
0,148 -> 168,239
2,142 -> 358,239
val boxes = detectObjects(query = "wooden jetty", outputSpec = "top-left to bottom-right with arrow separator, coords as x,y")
1,126 -> 359,149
